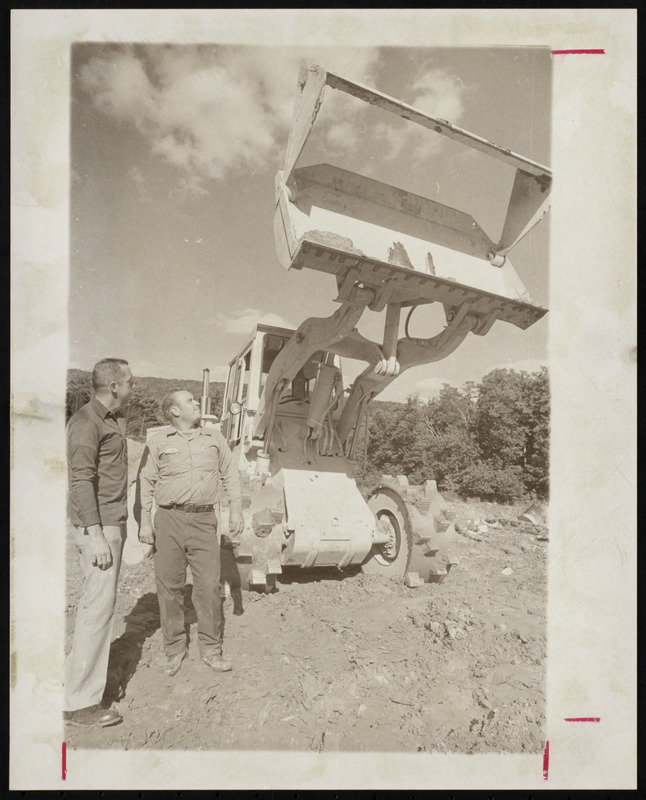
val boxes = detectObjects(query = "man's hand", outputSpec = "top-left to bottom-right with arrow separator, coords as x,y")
138,525 -> 155,546
87,526 -> 113,570
229,512 -> 244,537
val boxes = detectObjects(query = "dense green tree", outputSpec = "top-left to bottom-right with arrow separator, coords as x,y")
367,395 -> 435,485
363,367 -> 549,501
66,370 -> 93,422
65,366 -> 549,498
522,367 -> 550,497
123,385 -> 167,439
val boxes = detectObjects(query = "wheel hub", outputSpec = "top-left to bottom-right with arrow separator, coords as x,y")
377,512 -> 399,562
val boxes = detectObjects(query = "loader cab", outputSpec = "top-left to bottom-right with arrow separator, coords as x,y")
221,323 -> 337,450
221,323 -> 295,449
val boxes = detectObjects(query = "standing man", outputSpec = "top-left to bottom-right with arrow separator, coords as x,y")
138,389 -> 243,677
64,358 -> 134,728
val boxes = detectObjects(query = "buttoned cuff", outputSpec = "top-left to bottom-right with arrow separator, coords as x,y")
77,509 -> 102,528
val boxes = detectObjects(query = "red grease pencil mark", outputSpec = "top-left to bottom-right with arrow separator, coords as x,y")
62,742 -> 66,781
564,717 -> 601,722
543,740 -> 549,780
551,49 -> 605,55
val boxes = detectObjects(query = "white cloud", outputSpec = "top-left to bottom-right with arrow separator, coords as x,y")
213,307 -> 294,335
78,47 -> 469,192
78,46 -> 380,186
411,68 -> 465,122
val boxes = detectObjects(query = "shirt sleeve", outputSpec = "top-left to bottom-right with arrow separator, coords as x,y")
217,434 -> 242,510
138,441 -> 160,529
67,417 -> 101,527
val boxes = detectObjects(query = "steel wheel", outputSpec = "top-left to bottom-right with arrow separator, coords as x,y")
363,487 -> 412,577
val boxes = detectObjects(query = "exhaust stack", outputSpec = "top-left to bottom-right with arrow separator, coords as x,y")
200,367 -> 211,418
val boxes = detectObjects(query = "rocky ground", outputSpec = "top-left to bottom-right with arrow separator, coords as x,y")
64,499 -> 547,754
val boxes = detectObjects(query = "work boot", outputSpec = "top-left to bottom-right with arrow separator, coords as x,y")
63,704 -> 122,728
202,654 -> 232,672
163,651 -> 186,676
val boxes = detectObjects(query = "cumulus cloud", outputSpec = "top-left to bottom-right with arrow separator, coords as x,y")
78,47 -> 468,192
369,68 -> 467,172
212,307 -> 294,335
78,45 -> 380,186
412,68 -> 465,121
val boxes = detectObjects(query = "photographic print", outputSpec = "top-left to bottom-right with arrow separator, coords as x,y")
11,10 -> 636,791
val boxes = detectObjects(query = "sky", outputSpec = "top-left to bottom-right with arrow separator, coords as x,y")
70,44 -> 551,401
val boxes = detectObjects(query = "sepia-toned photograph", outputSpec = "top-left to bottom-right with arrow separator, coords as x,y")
11,10 -> 636,791
64,42 -> 551,753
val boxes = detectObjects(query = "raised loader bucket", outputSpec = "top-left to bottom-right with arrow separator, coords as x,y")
274,63 -> 551,329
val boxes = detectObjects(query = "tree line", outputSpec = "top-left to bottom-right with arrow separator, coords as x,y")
66,370 -> 224,440
66,365 -> 549,503
363,367 -> 549,502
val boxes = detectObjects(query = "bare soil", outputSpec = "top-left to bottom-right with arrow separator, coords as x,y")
64,500 -> 547,753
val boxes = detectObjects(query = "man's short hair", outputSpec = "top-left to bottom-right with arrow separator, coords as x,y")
161,389 -> 184,422
92,358 -> 129,391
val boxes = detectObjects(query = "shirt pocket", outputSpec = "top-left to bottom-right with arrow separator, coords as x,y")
159,448 -> 183,476
194,442 -> 219,473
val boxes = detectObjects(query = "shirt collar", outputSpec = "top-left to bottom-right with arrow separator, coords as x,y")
91,396 -> 117,420
167,426 -> 209,438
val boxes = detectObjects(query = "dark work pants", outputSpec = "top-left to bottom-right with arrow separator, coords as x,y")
153,507 -> 223,658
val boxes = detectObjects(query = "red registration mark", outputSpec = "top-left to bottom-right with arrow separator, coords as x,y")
551,49 -> 605,55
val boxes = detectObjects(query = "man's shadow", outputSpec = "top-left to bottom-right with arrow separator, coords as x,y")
103,585 -> 199,704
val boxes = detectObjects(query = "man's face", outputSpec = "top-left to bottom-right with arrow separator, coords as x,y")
113,366 -> 134,408
172,391 -> 201,426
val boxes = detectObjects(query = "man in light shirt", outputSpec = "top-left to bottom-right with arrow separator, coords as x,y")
138,389 -> 243,677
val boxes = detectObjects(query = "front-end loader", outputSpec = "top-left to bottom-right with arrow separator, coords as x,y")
215,63 -> 551,592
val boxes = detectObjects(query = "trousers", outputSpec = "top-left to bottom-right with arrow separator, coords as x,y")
153,506 -> 223,658
64,524 -> 126,712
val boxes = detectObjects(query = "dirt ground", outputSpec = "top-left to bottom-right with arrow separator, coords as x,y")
64,498 -> 547,754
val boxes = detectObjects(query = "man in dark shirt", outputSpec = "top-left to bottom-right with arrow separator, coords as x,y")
64,358 -> 134,728
138,389 -> 243,677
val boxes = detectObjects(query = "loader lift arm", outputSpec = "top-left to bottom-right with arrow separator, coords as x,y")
254,282 -> 376,439
334,300 -> 491,447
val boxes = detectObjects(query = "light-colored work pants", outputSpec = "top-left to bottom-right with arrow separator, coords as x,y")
63,524 -> 126,712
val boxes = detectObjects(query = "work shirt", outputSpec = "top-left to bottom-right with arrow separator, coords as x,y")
67,397 -> 128,528
138,426 -> 242,529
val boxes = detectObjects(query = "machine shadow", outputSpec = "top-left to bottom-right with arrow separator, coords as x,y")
274,565 -> 363,587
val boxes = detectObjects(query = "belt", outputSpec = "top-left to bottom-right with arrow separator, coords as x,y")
163,503 -> 214,513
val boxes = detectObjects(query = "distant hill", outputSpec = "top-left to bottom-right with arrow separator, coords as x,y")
67,369 -> 224,404
66,368 -> 403,442
66,369 -> 226,441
